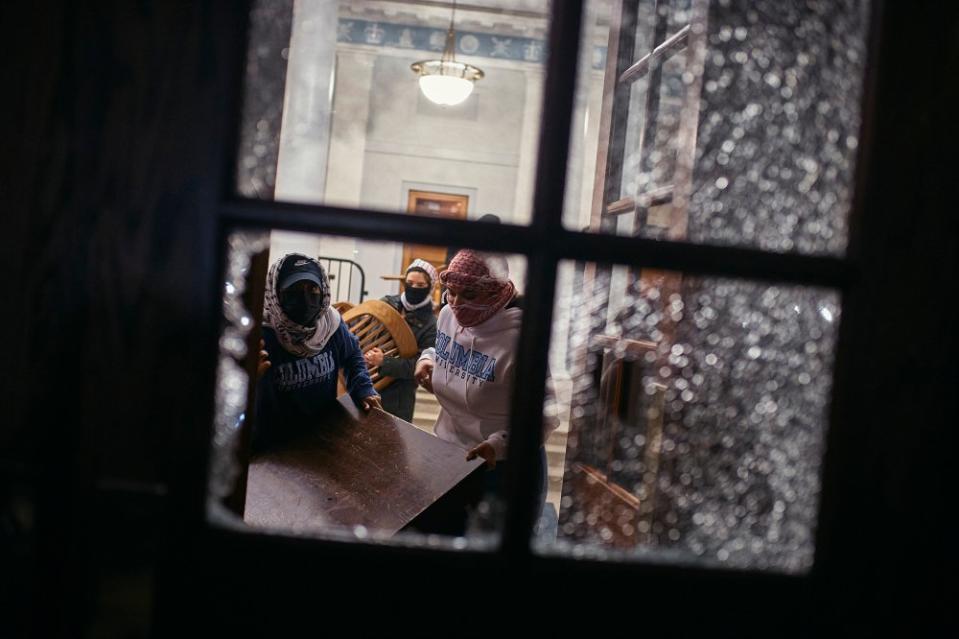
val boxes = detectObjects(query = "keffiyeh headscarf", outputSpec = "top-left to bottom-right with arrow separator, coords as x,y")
263,253 -> 341,357
440,250 -> 515,327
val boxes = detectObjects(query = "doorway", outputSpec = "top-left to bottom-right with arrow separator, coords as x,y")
402,189 -> 469,305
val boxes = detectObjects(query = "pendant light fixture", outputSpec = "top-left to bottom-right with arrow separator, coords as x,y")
410,1 -> 484,106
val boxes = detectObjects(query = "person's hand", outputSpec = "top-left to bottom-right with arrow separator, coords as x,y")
256,339 -> 271,380
362,395 -> 383,412
364,347 -> 385,368
414,359 -> 434,393
466,442 -> 497,469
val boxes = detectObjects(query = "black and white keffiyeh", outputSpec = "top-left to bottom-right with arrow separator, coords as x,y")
263,253 -> 340,357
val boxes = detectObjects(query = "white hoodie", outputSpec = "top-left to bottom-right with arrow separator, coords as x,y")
418,302 -> 559,460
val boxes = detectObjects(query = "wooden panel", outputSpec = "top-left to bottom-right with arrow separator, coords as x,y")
588,0 -> 632,232
606,196 -> 636,216
567,463 -> 640,550
590,334 -> 657,356
618,24 -> 691,85
244,395 -> 484,535
402,190 -> 469,305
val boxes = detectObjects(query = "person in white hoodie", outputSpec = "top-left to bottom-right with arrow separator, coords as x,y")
414,250 -> 558,533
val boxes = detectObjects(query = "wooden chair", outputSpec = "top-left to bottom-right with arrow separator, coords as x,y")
339,299 -> 417,392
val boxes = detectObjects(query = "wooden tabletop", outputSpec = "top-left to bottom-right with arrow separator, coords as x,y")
244,395 -> 484,536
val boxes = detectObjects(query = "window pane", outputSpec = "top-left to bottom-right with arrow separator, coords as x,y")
209,229 -> 528,548
564,0 -> 869,255
236,0 -> 550,226
540,260 -> 840,572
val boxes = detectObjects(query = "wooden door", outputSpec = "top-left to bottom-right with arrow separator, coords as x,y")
562,0 -> 707,548
402,190 -> 469,304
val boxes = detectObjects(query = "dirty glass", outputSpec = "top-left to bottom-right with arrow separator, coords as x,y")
540,260 -> 840,572
564,0 -> 869,255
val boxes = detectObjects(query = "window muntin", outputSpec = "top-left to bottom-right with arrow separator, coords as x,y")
217,0 -> 867,576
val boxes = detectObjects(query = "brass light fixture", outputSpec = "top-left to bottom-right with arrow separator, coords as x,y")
410,0 -> 484,106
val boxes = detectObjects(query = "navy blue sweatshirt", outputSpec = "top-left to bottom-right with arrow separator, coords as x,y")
253,320 -> 375,451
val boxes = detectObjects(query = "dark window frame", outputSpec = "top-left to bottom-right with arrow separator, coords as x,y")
201,0 -> 879,606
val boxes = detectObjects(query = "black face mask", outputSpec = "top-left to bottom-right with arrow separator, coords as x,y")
280,288 -> 325,326
404,286 -> 430,305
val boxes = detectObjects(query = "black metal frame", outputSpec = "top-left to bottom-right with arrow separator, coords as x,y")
317,256 -> 368,304
196,0 -> 884,626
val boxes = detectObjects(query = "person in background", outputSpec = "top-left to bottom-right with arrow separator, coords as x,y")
414,249 -> 558,534
363,259 -> 438,424
253,253 -> 381,452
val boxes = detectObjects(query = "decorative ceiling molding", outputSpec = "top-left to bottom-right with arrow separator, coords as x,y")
336,16 -> 608,70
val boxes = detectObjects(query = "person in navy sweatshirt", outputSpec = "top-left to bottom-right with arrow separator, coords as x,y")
252,253 -> 381,452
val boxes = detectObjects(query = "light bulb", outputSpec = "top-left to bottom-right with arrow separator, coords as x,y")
418,75 -> 475,106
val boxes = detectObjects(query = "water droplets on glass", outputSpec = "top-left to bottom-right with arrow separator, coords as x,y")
541,261 -> 840,573
565,0 -> 869,256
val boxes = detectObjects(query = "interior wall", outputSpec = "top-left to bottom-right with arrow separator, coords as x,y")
270,3 -> 562,300
244,0 -> 609,311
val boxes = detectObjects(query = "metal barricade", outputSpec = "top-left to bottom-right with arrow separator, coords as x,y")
317,256 -> 368,304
